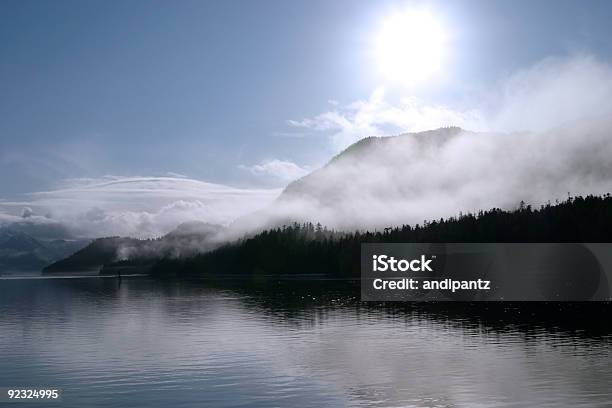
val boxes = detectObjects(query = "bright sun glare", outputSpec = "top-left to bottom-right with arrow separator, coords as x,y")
375,9 -> 447,85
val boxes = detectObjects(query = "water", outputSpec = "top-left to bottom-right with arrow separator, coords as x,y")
1,276 -> 611,407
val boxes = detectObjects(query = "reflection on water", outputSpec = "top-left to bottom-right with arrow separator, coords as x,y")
0,277 -> 611,408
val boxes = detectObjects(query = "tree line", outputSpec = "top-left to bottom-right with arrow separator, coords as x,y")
151,194 -> 612,278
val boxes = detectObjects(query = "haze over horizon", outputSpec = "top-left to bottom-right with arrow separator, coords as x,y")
3,0 -> 612,237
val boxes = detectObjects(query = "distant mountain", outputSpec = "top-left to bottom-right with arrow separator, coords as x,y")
243,121 -> 612,231
0,228 -> 44,252
0,227 -> 89,273
233,126 -> 467,231
1,219 -> 74,240
43,236 -> 140,273
281,126 -> 463,203
43,221 -> 223,274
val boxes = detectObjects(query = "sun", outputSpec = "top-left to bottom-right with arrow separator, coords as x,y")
375,9 -> 447,85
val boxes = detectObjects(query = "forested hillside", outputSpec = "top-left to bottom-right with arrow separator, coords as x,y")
151,194 -> 612,278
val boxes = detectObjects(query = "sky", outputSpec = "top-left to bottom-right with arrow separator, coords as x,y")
2,0 -> 612,236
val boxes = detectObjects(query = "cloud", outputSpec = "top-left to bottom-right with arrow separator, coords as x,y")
271,131 -> 309,138
288,87 -> 485,149
488,55 -> 612,132
165,172 -> 190,178
239,160 -> 310,183
0,176 -> 280,238
289,55 -> 612,150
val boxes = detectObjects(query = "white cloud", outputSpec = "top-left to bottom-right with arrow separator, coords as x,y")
239,160 -> 310,183
289,87 -> 484,149
289,55 -> 612,150
0,176 -> 280,238
489,55 -> 612,132
165,171 -> 189,178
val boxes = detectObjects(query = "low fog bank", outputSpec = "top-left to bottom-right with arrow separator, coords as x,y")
236,118 -> 612,232
0,176 -> 280,240
114,221 -> 226,261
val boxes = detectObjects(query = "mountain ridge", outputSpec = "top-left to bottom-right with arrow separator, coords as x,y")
281,126 -> 464,200
0,226 -> 89,273
43,221 -> 224,273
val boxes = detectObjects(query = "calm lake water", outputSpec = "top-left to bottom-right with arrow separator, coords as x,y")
0,276 -> 611,408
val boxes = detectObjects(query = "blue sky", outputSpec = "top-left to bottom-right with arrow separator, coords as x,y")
2,0 -> 612,199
